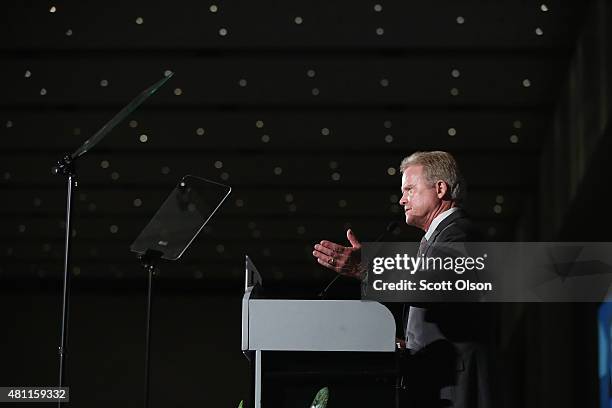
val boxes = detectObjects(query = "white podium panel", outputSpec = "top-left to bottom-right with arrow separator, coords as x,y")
244,299 -> 395,352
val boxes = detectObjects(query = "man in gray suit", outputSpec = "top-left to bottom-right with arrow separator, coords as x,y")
312,151 -> 494,408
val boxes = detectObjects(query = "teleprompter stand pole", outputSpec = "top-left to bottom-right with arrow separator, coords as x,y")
139,250 -> 163,408
52,155 -> 77,407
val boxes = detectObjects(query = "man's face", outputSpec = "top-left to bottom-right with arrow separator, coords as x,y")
399,165 -> 440,229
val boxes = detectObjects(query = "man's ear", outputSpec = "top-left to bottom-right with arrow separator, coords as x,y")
435,180 -> 449,199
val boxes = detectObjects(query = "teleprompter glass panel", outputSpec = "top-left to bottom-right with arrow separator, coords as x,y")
130,175 -> 231,260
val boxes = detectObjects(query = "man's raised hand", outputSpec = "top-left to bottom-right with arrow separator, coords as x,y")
312,229 -> 363,279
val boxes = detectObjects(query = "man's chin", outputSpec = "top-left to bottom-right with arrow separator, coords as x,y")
404,214 -> 421,229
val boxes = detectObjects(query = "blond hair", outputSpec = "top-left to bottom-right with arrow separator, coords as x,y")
399,151 -> 465,203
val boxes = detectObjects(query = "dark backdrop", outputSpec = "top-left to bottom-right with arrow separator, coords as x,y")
1,1 -> 610,407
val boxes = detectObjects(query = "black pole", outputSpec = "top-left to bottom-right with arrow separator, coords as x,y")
53,156 -> 76,407
144,265 -> 154,408
139,250 -> 161,408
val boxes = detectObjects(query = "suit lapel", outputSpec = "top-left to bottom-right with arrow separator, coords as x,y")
423,208 -> 466,255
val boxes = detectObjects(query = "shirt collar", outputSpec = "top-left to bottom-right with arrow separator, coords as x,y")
424,207 -> 460,241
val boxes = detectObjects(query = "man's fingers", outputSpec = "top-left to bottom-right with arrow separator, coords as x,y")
312,249 -> 335,264
314,244 -> 335,257
320,240 -> 345,252
346,229 -> 361,248
316,256 -> 341,273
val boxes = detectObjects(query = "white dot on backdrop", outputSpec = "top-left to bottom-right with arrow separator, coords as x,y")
493,205 -> 503,214
385,134 -> 394,143
235,199 -> 244,207
450,87 -> 460,96
540,4 -> 549,12
496,195 -> 505,204
133,198 -> 142,207
510,135 -> 519,144
535,27 -> 544,36
161,166 -> 170,175
65,29 -> 73,36
49,6 -> 57,13
321,128 -> 330,136
220,172 -> 229,180
374,4 -> 382,12
40,88 -> 47,96
451,69 -> 461,78
285,194 -> 294,203
24,70 -> 32,78
338,200 -> 347,208
387,167 -> 396,176
174,88 -> 182,96
380,78 -> 389,87
164,70 -> 173,77
256,120 -> 264,128
522,79 -> 531,88
100,160 -> 109,168
110,225 -> 119,234
273,167 -> 283,175
294,16 -> 303,25
18,224 -> 26,233
513,120 -> 522,129
219,28 -> 228,36
100,79 -> 109,87
135,17 -> 144,25
376,27 -> 384,36
456,16 -> 465,24
261,134 -> 270,143
238,79 -> 247,87
139,134 -> 148,143
383,120 -> 392,129
196,128 -> 205,136
214,160 -> 223,169
331,172 -> 341,181
311,88 -> 320,96
307,69 -> 316,78
209,4 -> 218,13
448,128 -> 457,136
6,120 -> 13,128
129,120 -> 138,128
111,172 -> 120,180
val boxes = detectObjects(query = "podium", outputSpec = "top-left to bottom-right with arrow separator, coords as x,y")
241,257 -> 397,407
